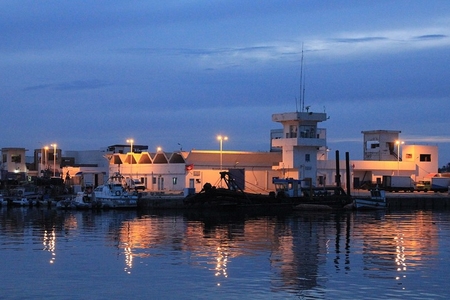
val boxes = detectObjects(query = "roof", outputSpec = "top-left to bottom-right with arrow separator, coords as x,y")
185,150 -> 281,168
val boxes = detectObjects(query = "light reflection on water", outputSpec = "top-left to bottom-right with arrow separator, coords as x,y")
0,206 -> 450,299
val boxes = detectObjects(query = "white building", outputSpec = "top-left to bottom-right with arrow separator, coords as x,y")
271,111 -> 328,181
1,111 -> 440,193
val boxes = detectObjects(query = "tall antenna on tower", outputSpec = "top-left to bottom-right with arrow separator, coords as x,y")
299,44 -> 305,112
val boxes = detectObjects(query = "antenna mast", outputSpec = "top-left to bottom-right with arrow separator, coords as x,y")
299,44 -> 305,112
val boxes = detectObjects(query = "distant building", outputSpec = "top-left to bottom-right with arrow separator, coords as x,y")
0,111 -> 440,193
1,147 -> 27,181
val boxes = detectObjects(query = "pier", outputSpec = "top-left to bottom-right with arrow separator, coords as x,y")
353,190 -> 450,210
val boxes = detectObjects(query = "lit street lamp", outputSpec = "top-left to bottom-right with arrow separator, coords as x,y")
127,139 -> 134,177
50,144 -> 57,177
396,140 -> 404,175
126,139 -> 134,153
217,135 -> 228,171
43,146 -> 49,171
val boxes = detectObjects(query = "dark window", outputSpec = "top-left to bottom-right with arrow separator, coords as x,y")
11,155 -> 21,163
420,154 -> 431,162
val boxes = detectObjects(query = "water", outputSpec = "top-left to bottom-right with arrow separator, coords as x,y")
1,206 -> 450,300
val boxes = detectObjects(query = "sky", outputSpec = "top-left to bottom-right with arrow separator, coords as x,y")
1,1 -> 450,165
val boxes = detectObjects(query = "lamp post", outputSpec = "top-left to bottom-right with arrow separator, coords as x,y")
127,139 -> 134,177
50,144 -> 57,177
44,146 -> 48,169
126,139 -> 134,153
217,135 -> 228,171
396,140 -> 404,175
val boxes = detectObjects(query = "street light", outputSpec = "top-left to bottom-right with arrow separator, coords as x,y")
396,140 -> 404,175
127,139 -> 134,177
126,139 -> 134,153
50,144 -> 57,177
43,146 -> 49,171
217,135 -> 228,171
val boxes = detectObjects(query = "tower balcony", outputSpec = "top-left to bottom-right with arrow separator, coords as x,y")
272,137 -> 326,148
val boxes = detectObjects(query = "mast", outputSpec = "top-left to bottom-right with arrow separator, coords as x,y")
299,44 -> 305,112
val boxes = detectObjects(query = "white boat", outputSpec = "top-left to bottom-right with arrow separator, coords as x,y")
57,192 -> 103,210
354,188 -> 387,210
93,173 -> 139,208
56,197 -> 76,209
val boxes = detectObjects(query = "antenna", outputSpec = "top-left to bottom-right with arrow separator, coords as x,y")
299,44 -> 304,112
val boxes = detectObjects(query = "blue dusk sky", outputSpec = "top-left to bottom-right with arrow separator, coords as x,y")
1,1 -> 450,164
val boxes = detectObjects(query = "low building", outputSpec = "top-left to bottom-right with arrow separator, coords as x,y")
1,111 -> 440,194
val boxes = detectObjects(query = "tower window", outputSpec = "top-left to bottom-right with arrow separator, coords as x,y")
420,154 -> 431,162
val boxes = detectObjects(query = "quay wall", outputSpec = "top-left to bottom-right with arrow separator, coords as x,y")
138,191 -> 450,210
386,194 -> 450,210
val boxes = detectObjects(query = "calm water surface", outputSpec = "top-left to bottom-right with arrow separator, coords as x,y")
1,206 -> 449,299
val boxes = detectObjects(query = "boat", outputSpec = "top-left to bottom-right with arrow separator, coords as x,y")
56,197 -> 76,209
93,172 -> 140,208
353,188 -> 387,210
56,192 -> 102,210
4,186 -> 43,206
184,172 -> 353,210
11,197 -> 30,206
273,178 -> 353,210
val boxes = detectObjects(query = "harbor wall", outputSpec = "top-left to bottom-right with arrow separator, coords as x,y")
386,195 -> 450,210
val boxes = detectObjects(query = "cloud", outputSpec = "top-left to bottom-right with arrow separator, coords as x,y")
414,34 -> 447,40
403,135 -> 450,144
115,25 -> 450,70
24,79 -> 110,91
333,37 -> 388,43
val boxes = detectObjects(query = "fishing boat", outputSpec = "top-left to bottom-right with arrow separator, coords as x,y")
353,188 -> 387,210
93,172 -> 140,208
184,172 -> 353,210
273,178 -> 353,210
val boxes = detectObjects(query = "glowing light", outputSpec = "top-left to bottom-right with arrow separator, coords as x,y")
217,135 -> 228,172
126,139 -> 134,153
50,144 -> 57,177
395,140 -> 404,175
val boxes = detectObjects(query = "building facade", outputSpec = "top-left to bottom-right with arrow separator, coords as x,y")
0,112 -> 440,193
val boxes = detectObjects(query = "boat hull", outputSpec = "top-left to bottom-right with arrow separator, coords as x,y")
354,198 -> 387,210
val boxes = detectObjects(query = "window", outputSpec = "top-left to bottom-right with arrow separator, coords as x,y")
11,155 -> 21,163
299,126 -> 316,138
305,154 -> 310,162
366,141 -> 379,149
289,125 -> 297,138
406,153 -> 412,159
420,154 -> 431,162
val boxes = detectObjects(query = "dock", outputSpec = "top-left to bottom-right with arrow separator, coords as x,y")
137,190 -> 450,210
352,190 -> 450,210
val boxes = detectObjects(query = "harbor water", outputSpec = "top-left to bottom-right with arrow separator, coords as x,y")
1,205 -> 450,299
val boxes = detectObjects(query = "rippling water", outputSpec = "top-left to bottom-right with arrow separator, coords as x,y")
1,206 -> 450,299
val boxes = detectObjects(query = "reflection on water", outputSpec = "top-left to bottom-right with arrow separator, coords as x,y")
0,207 -> 449,299
42,228 -> 56,264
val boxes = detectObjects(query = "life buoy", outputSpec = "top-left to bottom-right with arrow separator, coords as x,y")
115,191 -> 121,196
